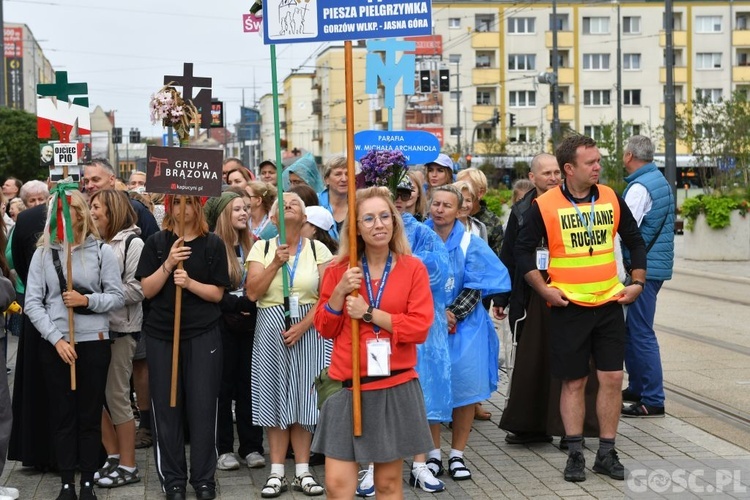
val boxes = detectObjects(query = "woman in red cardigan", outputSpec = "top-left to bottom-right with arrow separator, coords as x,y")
313,187 -> 435,500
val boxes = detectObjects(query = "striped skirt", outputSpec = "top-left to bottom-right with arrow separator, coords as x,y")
251,303 -> 332,432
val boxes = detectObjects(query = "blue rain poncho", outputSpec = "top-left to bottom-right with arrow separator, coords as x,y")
425,219 -> 511,408
402,212 -> 453,422
282,153 -> 325,193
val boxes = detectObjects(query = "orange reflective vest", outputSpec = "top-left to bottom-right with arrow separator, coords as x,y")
536,185 -> 623,307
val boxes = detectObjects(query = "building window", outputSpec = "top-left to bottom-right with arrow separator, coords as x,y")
696,52 -> 722,69
549,13 -> 569,31
662,12 -> 683,30
696,16 -> 722,33
508,17 -> 535,34
508,54 -> 536,71
696,88 -> 722,103
739,52 -> 750,67
664,85 -> 684,102
583,17 -> 610,34
475,14 -> 495,32
625,124 -> 641,136
737,14 -> 750,30
583,53 -> 611,70
623,53 -> 641,70
449,18 -> 460,29
509,126 -> 536,143
449,54 -> 461,64
663,49 -> 684,67
584,125 -> 604,140
477,127 -> 495,141
623,16 -> 641,34
696,124 -> 716,138
624,89 -> 642,106
476,51 -> 495,68
583,90 -> 611,106
509,90 -> 536,107
476,88 -> 494,105
449,90 -> 459,102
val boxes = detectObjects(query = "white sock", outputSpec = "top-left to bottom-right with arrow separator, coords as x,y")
449,449 -> 464,461
119,465 -> 136,473
270,463 -> 285,476
413,461 -> 426,470
428,449 -> 441,461
108,454 -> 120,460
295,463 -> 309,477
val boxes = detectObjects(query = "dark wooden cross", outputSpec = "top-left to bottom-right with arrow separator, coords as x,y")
164,63 -> 213,128
37,71 -> 89,107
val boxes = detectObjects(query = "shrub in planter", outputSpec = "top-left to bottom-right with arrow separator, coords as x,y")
680,193 -> 750,230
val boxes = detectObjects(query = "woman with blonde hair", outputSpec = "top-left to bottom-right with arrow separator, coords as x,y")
244,181 -> 277,241
89,189 -> 144,488
25,188 -> 125,500
136,195 -> 230,500
313,187 -> 435,499
453,181 -> 488,241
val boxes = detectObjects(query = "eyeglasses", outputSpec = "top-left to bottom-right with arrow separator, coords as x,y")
358,212 -> 393,228
395,191 -> 411,202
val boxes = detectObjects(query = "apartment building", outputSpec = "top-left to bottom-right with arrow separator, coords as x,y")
272,1 -> 750,160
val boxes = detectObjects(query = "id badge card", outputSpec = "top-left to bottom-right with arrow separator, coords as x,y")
289,293 -> 300,319
366,339 -> 391,376
536,247 -> 549,270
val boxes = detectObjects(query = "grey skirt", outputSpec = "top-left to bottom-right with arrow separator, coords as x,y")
311,378 -> 434,463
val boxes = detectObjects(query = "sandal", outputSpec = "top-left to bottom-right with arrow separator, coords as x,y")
474,403 -> 492,420
261,473 -> 288,499
97,466 -> 141,488
448,456 -> 472,481
94,457 -> 119,481
291,471 -> 325,496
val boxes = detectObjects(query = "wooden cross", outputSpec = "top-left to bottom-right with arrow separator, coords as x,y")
164,63 -> 213,128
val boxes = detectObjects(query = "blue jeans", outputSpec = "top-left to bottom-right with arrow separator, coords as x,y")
624,280 -> 664,407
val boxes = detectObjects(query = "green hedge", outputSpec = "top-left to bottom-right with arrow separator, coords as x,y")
483,188 -> 513,218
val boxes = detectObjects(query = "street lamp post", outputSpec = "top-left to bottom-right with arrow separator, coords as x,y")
454,61 -> 461,156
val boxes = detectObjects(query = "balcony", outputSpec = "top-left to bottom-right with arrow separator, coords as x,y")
545,31 -> 574,48
471,31 -> 500,49
659,66 -> 688,83
734,65 -> 750,82
659,31 -> 687,47
734,30 -> 750,47
472,68 -> 500,86
312,99 -> 322,115
546,104 -> 575,122
472,105 -> 495,123
659,103 -> 687,119
545,67 -> 574,85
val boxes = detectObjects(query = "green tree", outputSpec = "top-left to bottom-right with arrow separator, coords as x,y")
677,90 -> 750,193
586,119 -> 644,194
0,108 -> 48,182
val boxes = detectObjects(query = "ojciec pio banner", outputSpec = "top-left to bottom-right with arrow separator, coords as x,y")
263,0 -> 432,45
145,146 -> 222,196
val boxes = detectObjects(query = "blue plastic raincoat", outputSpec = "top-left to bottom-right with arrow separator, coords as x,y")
403,212 -> 453,422
425,219 -> 511,408
282,153 -> 325,193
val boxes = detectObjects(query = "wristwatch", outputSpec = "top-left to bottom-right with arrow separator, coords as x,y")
632,280 -> 645,289
362,305 -> 374,323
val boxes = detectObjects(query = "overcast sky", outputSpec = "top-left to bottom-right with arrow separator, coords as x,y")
5,0 -> 322,138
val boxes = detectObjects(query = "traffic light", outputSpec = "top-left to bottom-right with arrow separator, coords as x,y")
465,154 -> 472,167
439,69 -> 450,92
129,128 -> 141,143
112,127 -> 122,144
509,113 -> 516,128
419,70 -> 431,93
491,109 -> 500,126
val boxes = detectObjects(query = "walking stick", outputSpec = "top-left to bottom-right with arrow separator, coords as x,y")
344,41 -> 362,436
169,198 -> 186,407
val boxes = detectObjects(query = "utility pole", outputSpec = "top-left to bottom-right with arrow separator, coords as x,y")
455,61 -> 461,156
551,0 -> 561,150
0,0 -> 6,107
664,0 -> 678,206
616,1 -> 623,162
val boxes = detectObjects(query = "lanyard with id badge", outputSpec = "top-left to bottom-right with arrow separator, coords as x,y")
283,238 -> 303,319
362,252 -> 392,377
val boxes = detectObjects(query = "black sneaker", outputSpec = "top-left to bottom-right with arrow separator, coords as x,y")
622,388 -> 640,403
564,451 -> 586,482
505,432 -> 554,445
194,484 -> 216,500
165,486 -> 187,500
621,402 -> 665,418
559,436 -> 586,451
593,449 -> 625,480
79,482 -> 96,500
56,484 -> 77,500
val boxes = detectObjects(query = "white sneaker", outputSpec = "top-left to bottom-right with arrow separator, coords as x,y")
245,451 -> 266,469
217,452 -> 240,470
410,464 -> 446,492
356,464 -> 375,497
0,486 -> 19,500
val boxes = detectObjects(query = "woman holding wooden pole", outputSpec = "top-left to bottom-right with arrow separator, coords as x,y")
24,188 -> 125,500
312,187 -> 435,500
136,195 -> 229,500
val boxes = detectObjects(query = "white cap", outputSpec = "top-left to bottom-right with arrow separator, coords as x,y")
426,153 -> 454,171
305,205 -> 335,231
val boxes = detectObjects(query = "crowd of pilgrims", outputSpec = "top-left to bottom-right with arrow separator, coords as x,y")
1,152 -> 513,500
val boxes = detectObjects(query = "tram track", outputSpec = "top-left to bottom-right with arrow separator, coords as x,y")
661,283 -> 750,308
